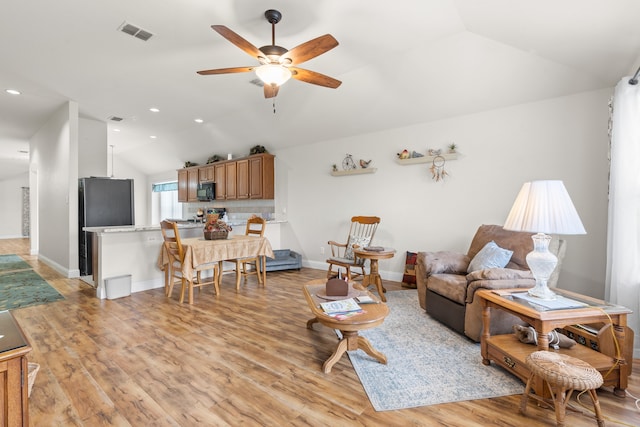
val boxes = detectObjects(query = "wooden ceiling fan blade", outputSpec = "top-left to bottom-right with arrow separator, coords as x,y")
197,66 -> 254,75
211,25 -> 262,59
290,67 -> 342,88
282,34 -> 339,65
263,84 -> 279,99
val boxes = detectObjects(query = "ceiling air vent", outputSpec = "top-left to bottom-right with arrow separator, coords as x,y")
108,116 -> 124,122
249,78 -> 264,87
118,22 -> 154,41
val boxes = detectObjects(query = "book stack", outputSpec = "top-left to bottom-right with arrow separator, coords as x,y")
320,298 -> 364,320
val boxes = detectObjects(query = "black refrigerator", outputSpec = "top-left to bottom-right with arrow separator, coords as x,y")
79,177 -> 135,276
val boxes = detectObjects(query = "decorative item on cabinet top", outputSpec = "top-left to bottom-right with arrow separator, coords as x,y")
250,145 -> 268,154
330,153 -> 377,176
207,154 -> 223,163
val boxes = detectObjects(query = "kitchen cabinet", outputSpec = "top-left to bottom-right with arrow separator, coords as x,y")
0,311 -> 32,426
177,167 -> 200,202
236,159 -> 249,199
199,165 -> 215,183
214,164 -> 225,200
187,168 -> 199,202
214,162 -> 237,200
237,154 -> 274,199
226,162 -> 237,199
178,153 -> 275,202
177,169 -> 188,202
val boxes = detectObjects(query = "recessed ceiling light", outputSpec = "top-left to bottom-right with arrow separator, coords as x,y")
149,107 -> 160,113
5,89 -> 21,95
194,118 -> 204,123
113,129 -> 121,132
150,135 -> 157,139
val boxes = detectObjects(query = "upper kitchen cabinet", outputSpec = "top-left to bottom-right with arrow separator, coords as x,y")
178,153 -> 275,202
178,169 -> 188,202
187,168 -> 199,202
214,161 -> 237,200
177,167 -> 200,202
199,165 -> 215,182
237,154 -> 275,199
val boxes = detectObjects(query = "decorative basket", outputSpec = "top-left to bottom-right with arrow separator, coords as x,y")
204,230 -> 228,240
28,362 -> 40,397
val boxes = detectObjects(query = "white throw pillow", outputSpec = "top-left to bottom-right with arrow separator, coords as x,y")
344,235 -> 371,260
467,240 -> 513,273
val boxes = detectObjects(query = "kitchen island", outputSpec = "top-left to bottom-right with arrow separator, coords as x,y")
84,220 -> 284,299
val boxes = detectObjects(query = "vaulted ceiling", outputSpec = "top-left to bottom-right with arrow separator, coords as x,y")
1,0 -> 639,180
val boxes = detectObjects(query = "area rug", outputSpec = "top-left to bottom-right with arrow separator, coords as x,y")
0,254 -> 31,273
0,269 -> 64,311
344,290 -> 524,411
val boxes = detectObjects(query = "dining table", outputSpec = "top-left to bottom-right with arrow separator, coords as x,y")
158,234 -> 275,300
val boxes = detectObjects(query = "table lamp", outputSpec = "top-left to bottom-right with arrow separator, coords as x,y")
503,180 -> 586,300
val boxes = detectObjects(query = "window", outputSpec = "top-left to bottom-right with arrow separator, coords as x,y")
151,181 -> 182,225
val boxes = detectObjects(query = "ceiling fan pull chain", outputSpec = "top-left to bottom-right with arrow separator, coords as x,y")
273,100 -> 276,114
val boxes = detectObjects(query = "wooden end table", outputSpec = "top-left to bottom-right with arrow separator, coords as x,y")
303,280 -> 389,373
0,310 -> 32,426
477,288 -> 632,398
353,248 -> 395,302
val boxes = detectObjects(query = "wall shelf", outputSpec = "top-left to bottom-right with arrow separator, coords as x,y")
330,168 -> 377,177
395,153 -> 458,165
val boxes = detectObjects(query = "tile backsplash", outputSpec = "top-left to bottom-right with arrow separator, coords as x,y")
183,199 -> 275,222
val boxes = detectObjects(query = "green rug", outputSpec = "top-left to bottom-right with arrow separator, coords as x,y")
342,290 -> 524,411
0,269 -> 64,311
0,254 -> 31,273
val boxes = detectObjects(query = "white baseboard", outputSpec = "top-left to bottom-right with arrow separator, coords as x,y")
37,253 -> 75,278
132,278 -> 163,293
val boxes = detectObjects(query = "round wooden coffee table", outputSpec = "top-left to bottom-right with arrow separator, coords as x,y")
354,248 -> 395,302
303,280 -> 389,373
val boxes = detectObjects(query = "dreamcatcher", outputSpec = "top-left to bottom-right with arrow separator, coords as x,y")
430,155 -> 448,181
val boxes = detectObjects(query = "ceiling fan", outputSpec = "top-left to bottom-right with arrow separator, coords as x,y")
197,9 -> 341,99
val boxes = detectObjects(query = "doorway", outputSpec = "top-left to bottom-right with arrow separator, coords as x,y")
21,187 -> 29,237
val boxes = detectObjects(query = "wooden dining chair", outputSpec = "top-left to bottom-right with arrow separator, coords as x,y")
160,220 -> 219,303
326,216 -> 380,281
234,216 -> 267,290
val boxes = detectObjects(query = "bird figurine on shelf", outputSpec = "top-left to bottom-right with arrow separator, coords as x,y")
397,149 -> 410,159
359,159 -> 372,169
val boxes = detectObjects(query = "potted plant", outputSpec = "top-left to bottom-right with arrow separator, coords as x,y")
448,143 -> 458,153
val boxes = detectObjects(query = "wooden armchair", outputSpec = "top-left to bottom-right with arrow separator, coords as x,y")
160,220 -> 219,303
326,216 -> 380,281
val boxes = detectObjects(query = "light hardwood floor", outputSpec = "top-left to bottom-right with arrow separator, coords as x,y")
3,238 -> 638,426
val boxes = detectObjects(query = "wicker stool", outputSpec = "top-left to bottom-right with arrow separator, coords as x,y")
520,351 -> 604,427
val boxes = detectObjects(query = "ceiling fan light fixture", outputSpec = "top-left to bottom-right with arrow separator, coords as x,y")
255,64 -> 291,86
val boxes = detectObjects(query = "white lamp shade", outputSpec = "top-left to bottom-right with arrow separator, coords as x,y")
503,180 -> 586,235
255,64 -> 292,86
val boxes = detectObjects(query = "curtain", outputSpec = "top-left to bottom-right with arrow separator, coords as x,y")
152,182 -> 178,192
605,78 -> 640,354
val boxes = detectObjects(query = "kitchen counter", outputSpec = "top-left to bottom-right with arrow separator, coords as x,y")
83,219 -> 286,299
84,219 -> 286,235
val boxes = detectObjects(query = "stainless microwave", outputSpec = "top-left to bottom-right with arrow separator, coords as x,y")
197,182 -> 215,201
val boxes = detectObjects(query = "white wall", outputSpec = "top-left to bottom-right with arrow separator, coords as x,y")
30,101 -> 79,276
0,172 -> 28,238
275,88 -> 611,300
26,107 -> 149,276
78,117 -> 108,178
111,153 -> 150,227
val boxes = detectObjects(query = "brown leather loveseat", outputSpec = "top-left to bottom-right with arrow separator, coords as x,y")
415,224 -> 566,342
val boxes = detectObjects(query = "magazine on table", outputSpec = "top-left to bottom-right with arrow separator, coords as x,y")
320,298 -> 364,319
